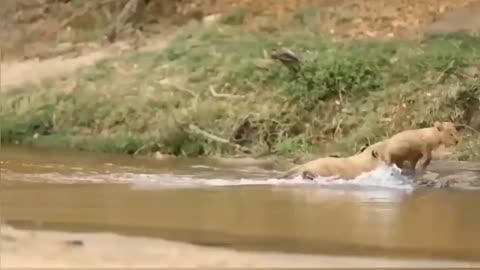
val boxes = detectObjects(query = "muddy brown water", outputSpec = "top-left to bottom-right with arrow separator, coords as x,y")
1,145 -> 480,262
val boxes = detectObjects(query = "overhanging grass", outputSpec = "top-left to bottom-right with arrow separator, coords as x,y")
1,22 -> 479,159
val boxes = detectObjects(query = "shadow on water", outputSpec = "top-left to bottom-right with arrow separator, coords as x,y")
2,145 -> 480,262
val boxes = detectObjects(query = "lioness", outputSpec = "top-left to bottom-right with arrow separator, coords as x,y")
280,149 -> 383,180
365,121 -> 459,175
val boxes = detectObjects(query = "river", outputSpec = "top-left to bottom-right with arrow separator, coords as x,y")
1,145 -> 480,264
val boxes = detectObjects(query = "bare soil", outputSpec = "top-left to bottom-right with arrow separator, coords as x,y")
2,0 -> 480,61
1,33 -> 176,91
1,225 -> 478,268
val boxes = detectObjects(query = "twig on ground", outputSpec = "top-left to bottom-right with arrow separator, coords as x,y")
160,82 -> 198,98
161,82 -> 200,110
338,88 -> 343,104
333,119 -> 343,138
434,59 -> 456,83
209,86 -> 244,99
188,124 -> 252,154
60,3 -> 91,28
133,143 -> 150,156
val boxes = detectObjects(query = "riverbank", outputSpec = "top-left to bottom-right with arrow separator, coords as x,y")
0,224 -> 477,268
1,7 -> 479,161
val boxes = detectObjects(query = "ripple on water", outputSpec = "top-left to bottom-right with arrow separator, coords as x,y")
93,163 -> 413,192
2,163 -> 414,192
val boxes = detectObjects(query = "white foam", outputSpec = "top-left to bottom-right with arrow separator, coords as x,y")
129,163 -> 413,191
2,163 -> 413,191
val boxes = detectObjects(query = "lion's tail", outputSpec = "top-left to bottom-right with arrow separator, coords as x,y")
278,165 -> 300,179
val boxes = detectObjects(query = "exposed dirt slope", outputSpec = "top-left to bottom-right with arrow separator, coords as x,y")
1,33 -> 175,90
1,0 -> 478,60
1,225 -> 478,268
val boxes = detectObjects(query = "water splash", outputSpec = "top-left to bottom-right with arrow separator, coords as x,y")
2,162 -> 413,191
130,163 -> 413,191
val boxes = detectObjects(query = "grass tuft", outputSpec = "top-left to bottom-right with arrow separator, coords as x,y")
1,21 -> 480,159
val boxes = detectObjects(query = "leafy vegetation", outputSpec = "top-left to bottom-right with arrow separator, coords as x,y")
1,19 -> 480,159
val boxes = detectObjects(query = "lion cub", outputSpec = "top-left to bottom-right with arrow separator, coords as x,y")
366,121 -> 459,175
280,149 -> 384,180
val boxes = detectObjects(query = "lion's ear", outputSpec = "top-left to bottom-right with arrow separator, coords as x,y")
434,121 -> 443,131
359,143 -> 369,153
371,150 -> 378,158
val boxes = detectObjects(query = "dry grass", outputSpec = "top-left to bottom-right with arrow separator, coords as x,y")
1,17 -> 479,159
1,0 -> 478,60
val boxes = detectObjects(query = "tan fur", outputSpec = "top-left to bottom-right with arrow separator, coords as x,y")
366,121 -> 460,174
280,149 -> 383,180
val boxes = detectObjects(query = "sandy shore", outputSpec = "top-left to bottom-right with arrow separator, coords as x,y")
1,225 -> 478,268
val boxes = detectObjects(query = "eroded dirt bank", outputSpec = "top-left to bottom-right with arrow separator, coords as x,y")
1,225 -> 478,268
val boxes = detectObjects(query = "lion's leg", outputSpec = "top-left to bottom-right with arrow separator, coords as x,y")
384,152 -> 394,166
418,147 -> 432,175
400,162 -> 415,176
302,170 -> 317,180
409,156 -> 421,170
400,156 -> 420,176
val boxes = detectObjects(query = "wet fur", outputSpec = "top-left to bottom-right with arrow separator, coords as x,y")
364,121 -> 459,175
280,150 -> 382,180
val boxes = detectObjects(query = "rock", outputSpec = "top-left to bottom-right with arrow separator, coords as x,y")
430,160 -> 480,172
422,172 -> 440,182
411,167 -> 480,189
427,170 -> 480,189
446,171 -> 479,181
436,178 -> 457,188
64,240 -> 84,247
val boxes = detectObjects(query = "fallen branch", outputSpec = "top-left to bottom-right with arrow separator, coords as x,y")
209,86 -> 244,99
454,123 -> 480,135
188,124 -> 252,154
333,119 -> 344,138
434,59 -> 456,84
158,81 -> 198,98
60,3 -> 91,28
133,143 -> 149,156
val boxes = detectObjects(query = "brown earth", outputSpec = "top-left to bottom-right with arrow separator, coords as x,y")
1,0 -> 479,61
184,0 -> 478,38
1,224 -> 478,268
4,0 -> 479,93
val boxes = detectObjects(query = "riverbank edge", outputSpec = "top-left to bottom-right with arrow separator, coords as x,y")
2,20 -> 479,162
1,224 -> 478,268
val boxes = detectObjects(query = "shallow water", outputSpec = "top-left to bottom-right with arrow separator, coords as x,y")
1,145 -> 480,262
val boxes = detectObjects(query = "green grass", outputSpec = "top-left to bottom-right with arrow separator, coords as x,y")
1,20 -> 480,159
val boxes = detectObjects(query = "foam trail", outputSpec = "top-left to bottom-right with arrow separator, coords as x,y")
301,163 -> 413,190
2,163 -> 413,191
132,164 -> 413,191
